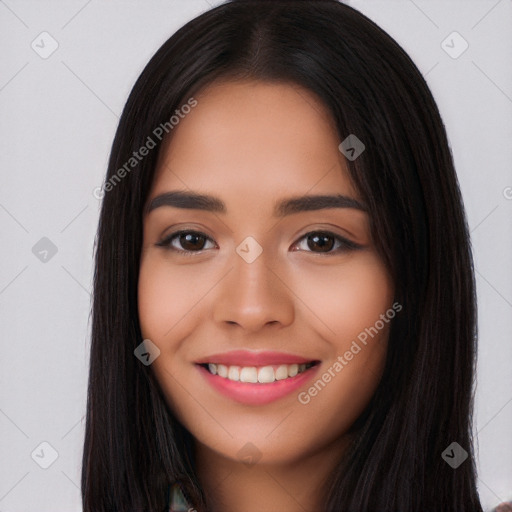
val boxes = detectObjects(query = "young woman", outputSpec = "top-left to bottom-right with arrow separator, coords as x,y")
82,0 -> 487,510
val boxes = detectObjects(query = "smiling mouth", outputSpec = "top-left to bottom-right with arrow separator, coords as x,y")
199,361 -> 319,384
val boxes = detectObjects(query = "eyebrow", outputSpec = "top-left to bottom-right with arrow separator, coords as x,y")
146,190 -> 368,216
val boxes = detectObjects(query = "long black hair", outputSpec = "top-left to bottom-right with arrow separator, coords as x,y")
82,1 -> 482,510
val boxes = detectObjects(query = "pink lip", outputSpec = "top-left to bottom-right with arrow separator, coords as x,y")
195,350 -> 315,366
196,362 -> 321,406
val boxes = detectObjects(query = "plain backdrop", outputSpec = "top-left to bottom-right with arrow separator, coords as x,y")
0,1 -> 511,510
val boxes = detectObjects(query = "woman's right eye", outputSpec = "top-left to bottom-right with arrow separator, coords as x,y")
156,230 -> 217,255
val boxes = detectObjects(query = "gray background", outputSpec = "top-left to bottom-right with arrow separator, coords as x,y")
0,1 -> 511,510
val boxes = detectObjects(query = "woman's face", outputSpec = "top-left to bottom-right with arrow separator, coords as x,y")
138,80 -> 395,466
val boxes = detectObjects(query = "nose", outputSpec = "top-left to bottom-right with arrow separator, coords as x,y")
212,247 -> 295,333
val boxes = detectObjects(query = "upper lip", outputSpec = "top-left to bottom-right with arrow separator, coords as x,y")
195,350 -> 317,366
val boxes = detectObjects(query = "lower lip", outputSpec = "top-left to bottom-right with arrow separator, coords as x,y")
196,364 -> 321,405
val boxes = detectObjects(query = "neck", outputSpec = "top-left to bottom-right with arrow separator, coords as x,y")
195,435 -> 350,512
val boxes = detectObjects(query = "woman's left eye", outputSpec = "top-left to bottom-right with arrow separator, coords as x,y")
155,230 -> 362,255
292,231 -> 363,254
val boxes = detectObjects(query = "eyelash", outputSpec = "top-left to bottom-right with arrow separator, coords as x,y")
155,229 -> 363,256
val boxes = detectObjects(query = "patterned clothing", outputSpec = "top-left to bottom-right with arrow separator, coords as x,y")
166,482 -> 512,512
168,482 -> 194,512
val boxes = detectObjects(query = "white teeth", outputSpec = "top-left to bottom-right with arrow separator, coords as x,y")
275,365 -> 288,380
217,364 -> 228,378
288,364 -> 298,377
228,366 -> 240,381
240,367 -> 258,383
258,366 -> 275,383
205,362 -> 313,383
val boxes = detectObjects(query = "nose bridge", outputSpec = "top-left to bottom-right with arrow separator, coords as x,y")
213,239 -> 294,331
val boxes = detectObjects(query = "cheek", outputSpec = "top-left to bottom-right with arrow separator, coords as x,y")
137,255 -> 204,415
138,261 -> 177,339
137,252 -> 225,413
137,254 -> 214,340
289,253 -> 394,343
284,255 -> 393,437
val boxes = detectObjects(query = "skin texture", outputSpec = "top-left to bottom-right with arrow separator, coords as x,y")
138,80 -> 395,512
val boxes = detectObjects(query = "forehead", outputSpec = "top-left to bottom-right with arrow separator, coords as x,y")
150,80 -> 360,204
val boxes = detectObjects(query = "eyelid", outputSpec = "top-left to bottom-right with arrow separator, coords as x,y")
155,228 -> 364,255
291,230 -> 364,253
155,229 -> 217,254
